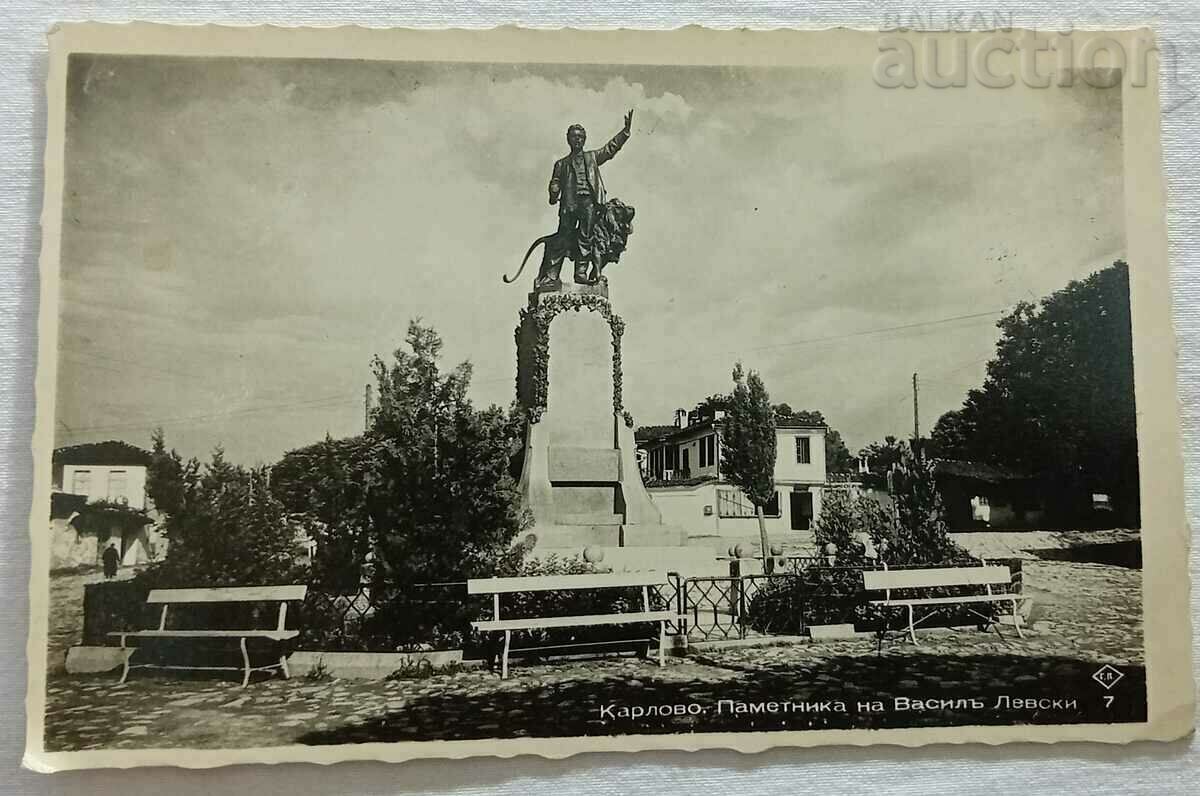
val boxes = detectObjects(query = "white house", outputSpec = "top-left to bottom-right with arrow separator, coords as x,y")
636,412 -> 828,539
50,441 -> 163,569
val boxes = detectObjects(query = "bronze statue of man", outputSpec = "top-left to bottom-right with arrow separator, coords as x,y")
533,110 -> 634,288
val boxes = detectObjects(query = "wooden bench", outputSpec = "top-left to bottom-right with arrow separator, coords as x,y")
109,585 -> 307,687
863,562 -> 1030,646
468,572 -> 675,679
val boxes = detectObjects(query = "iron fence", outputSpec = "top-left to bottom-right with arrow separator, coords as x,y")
669,565 -> 870,642
299,581 -> 475,652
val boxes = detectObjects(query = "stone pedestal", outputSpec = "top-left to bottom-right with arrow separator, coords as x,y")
514,280 -> 685,555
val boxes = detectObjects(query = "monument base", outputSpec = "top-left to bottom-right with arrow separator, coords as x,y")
513,282 -> 691,564
524,522 -> 687,551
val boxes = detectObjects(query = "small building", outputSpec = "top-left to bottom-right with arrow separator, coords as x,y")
49,441 -> 163,569
858,456 -> 1047,531
636,411 -> 828,538
930,458 -> 1045,530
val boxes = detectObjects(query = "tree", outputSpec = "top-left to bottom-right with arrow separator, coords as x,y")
887,445 -> 963,565
929,262 -> 1139,526
693,393 -> 731,420
857,435 -> 906,488
141,444 -> 304,588
147,427 -> 199,518
823,429 -> 855,474
270,433 -> 378,589
720,363 -> 778,572
364,320 -> 527,587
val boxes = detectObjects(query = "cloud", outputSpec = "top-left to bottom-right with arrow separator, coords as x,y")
57,57 -> 1126,460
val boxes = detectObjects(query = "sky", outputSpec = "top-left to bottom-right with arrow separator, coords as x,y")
53,55 -> 1125,465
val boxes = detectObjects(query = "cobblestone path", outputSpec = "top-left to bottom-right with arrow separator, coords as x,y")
41,556 -> 1145,750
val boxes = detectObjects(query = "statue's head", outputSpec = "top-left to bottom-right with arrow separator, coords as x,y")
566,124 -> 587,152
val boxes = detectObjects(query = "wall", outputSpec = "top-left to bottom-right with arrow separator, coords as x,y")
60,464 -> 147,509
49,517 -> 100,570
672,430 -> 719,479
774,429 -> 827,484
648,480 -> 824,539
49,514 -> 165,570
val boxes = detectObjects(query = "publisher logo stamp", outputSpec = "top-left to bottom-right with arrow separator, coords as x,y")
1092,665 -> 1125,690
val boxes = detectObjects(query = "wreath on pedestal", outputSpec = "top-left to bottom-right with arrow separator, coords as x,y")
515,292 -> 633,427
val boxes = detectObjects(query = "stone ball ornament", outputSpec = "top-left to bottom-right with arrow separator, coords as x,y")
583,546 -> 605,564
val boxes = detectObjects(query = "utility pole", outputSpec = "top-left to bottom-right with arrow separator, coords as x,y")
364,383 -> 373,432
912,372 -> 920,446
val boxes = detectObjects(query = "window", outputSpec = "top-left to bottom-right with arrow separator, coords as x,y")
682,449 -> 690,475
699,434 -> 717,469
795,435 -> 811,464
71,469 -> 91,496
717,488 -> 781,518
107,470 -> 128,502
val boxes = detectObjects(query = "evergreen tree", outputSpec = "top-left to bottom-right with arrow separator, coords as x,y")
720,363 -> 778,571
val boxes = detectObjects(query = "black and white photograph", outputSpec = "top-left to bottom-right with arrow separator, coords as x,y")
24,24 -> 1192,770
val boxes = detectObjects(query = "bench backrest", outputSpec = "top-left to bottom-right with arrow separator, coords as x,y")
144,585 -> 308,632
467,572 -> 667,595
863,566 -> 1012,593
146,585 -> 308,604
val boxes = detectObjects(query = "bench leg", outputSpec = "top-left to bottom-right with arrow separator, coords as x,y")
501,630 -> 511,680
907,604 -> 920,647
658,621 -> 667,667
278,651 -> 290,680
1011,598 -> 1025,639
118,635 -> 132,684
240,637 -> 251,688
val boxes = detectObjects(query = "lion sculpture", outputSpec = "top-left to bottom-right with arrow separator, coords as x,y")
503,199 -> 636,286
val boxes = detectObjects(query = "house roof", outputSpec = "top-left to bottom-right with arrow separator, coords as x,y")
634,425 -> 680,444
775,419 -> 829,430
52,440 -> 152,467
640,418 -> 827,445
932,458 -> 1031,483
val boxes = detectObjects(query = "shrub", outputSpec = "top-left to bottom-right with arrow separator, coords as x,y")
814,489 -> 895,563
385,658 -> 468,680
304,657 -> 333,682
473,554 -> 666,661
887,447 -> 972,566
81,580 -> 152,644
299,583 -> 473,653
746,567 -> 877,635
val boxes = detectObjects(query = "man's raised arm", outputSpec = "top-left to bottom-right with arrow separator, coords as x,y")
595,109 -> 633,166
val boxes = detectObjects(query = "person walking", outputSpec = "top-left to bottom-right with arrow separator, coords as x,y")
101,541 -> 120,580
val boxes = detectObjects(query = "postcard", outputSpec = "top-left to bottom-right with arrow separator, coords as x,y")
24,23 -> 1192,771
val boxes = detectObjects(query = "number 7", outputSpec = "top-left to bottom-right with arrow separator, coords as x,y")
1104,696 -> 1114,708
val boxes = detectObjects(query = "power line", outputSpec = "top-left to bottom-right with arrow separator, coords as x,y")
59,347 -> 216,384
59,392 -> 358,437
741,309 -> 1006,355
467,307 -> 1008,386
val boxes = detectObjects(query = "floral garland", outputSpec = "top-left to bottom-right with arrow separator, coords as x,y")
515,292 -> 632,426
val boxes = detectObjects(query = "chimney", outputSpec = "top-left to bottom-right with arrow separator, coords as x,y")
674,408 -> 688,428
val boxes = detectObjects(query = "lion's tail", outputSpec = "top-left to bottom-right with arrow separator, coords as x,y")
503,234 -> 556,284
